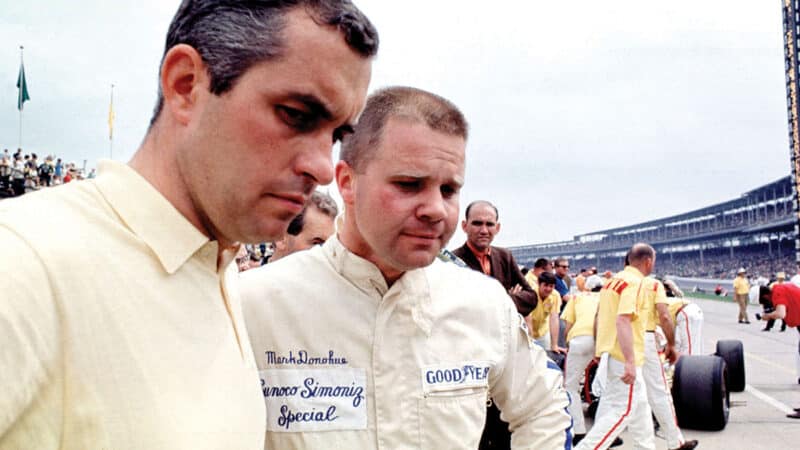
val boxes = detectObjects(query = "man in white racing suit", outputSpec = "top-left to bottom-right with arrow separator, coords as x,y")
240,86 -> 572,449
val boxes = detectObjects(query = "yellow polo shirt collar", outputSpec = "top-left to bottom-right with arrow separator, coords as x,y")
94,159 -> 213,274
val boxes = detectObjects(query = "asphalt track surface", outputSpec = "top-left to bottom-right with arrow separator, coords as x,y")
584,295 -> 800,449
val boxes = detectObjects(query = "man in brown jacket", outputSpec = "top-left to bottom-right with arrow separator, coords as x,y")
453,200 -> 538,450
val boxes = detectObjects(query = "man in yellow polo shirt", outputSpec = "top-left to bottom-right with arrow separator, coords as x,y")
561,277 -> 602,444
527,271 -> 565,353
733,267 -> 751,323
576,244 -> 656,450
0,2 -> 378,448
640,277 -> 698,450
526,257 -> 552,287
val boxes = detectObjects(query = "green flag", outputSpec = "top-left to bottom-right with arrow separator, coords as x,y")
17,62 -> 30,111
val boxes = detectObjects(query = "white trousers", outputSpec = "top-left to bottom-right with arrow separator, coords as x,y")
643,333 -> 685,449
564,335 -> 595,434
576,358 -> 654,450
674,303 -> 703,355
592,353 -> 608,397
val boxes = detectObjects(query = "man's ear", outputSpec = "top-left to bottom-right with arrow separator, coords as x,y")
336,161 -> 356,206
159,44 -> 210,126
461,219 -> 468,232
495,222 -> 501,234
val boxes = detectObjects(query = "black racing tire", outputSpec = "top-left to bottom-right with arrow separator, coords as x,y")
715,339 -> 745,392
672,355 -> 729,431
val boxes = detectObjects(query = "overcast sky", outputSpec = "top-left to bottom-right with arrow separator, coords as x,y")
0,1 -> 790,248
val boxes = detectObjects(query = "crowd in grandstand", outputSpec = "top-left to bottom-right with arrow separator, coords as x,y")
655,247 -> 795,280
0,148 -> 95,198
567,244 -> 795,282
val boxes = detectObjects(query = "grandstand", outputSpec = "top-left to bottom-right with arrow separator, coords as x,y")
509,176 -> 796,279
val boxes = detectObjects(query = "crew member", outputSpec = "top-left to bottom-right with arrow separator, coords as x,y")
554,257 -> 573,306
758,283 -> 800,407
764,272 -> 788,332
527,271 -> 565,353
576,244 -> 656,450
561,277 -> 601,445
525,257 -> 551,286
734,268 -> 751,324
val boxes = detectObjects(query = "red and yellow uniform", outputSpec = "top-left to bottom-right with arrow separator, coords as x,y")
579,265 -> 654,449
595,266 -> 647,366
641,277 -> 669,332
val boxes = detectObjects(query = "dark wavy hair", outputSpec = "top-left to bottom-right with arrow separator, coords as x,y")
150,0 -> 378,126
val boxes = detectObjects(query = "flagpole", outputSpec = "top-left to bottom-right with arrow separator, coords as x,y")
109,84 -> 114,160
18,46 -> 23,150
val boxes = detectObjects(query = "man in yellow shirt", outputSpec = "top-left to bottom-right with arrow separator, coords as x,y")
576,244 -> 656,450
733,268 -> 751,324
525,257 -> 551,287
0,2 -> 378,448
527,271 -> 565,353
561,277 -> 601,443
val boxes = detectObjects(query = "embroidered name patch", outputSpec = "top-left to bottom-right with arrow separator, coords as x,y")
421,362 -> 491,395
261,368 -> 367,432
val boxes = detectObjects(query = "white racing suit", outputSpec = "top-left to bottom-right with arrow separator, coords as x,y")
674,303 -> 704,355
239,237 -> 572,449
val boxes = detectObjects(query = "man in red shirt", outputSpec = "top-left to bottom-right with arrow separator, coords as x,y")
758,284 -> 800,418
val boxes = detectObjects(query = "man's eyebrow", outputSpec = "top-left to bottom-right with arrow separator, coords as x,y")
287,92 -> 357,135
287,92 -> 333,121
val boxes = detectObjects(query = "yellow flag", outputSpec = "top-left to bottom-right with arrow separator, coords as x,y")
108,88 -> 115,140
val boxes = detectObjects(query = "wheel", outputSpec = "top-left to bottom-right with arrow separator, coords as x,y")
672,355 -> 729,431
715,340 -> 745,392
